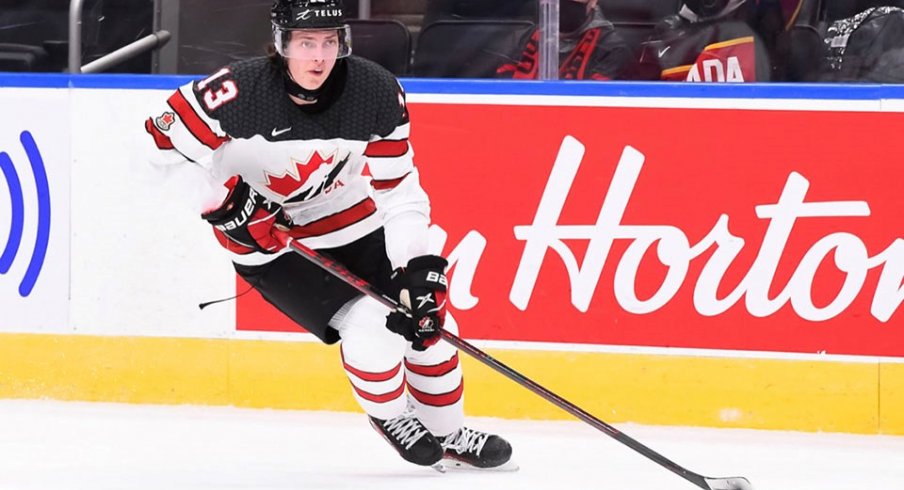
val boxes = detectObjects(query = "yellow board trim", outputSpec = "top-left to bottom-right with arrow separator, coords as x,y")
705,36 -> 755,51
880,363 -> 904,434
0,333 -> 899,435
661,65 -> 693,77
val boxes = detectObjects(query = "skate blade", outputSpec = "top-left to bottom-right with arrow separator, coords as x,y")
440,458 -> 520,472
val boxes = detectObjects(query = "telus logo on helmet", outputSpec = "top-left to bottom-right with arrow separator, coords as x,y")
295,8 -> 342,20
273,0 -> 347,26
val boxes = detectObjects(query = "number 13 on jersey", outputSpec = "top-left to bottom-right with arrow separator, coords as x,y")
197,67 -> 239,110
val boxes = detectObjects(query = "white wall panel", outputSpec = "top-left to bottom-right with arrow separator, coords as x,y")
69,89 -> 235,337
0,88 -> 71,332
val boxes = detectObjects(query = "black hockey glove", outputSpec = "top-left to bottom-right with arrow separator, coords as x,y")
385,255 -> 448,351
202,175 -> 293,254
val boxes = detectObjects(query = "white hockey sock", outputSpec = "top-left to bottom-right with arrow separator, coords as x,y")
404,316 -> 465,437
331,296 -> 408,420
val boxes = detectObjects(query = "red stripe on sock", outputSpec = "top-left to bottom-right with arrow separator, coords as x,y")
405,353 -> 459,378
407,380 -> 464,407
341,348 -> 402,382
351,380 -> 406,404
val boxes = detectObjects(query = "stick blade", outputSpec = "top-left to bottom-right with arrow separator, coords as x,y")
704,476 -> 754,490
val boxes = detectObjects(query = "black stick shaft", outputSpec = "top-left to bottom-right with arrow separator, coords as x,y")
274,231 -> 744,490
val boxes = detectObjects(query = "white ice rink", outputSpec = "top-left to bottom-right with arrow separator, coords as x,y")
1,400 -> 902,490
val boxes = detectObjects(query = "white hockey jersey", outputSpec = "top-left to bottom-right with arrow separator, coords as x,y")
144,56 -> 430,267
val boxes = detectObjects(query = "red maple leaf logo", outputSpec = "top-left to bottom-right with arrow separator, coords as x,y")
155,112 -> 176,131
264,151 -> 334,197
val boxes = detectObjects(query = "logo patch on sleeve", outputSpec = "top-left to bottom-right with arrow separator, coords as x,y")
155,112 -> 176,131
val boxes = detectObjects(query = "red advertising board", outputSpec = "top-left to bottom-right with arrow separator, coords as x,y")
238,101 -> 904,357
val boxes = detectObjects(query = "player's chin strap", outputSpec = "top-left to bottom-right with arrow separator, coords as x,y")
269,229 -> 753,490
281,57 -> 347,105
283,73 -> 320,102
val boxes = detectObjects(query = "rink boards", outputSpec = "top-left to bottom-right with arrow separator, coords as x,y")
1,75 -> 903,435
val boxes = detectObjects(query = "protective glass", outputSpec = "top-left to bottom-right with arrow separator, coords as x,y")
559,1 -> 589,34
273,25 -> 352,60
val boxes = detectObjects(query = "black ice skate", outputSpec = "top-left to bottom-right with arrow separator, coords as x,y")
369,414 -> 444,467
439,427 -> 518,471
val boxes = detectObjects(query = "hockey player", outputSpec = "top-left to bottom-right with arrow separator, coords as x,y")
143,0 -> 513,471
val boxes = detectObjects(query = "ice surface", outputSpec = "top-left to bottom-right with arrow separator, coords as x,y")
1,400 -> 901,490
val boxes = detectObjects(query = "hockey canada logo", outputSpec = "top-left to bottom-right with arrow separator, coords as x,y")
155,112 -> 176,131
264,150 -> 335,198
0,130 -> 51,297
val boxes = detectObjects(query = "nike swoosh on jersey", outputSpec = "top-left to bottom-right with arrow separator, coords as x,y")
271,127 -> 291,137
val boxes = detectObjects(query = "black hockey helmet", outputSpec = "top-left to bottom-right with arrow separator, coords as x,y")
684,0 -> 730,18
272,0 -> 346,29
271,0 -> 352,59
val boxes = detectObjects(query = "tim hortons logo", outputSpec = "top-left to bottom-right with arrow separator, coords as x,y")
436,135 -> 904,323
264,150 -> 334,197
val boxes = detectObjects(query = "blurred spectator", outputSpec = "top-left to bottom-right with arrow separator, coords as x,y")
820,6 -> 904,82
745,0 -> 836,82
747,0 -> 794,80
496,0 -> 633,80
423,0 -> 536,25
828,0 -> 904,20
628,0 -> 772,81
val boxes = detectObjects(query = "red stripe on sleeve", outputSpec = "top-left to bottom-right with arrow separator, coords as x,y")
371,172 -> 409,191
407,380 -> 464,407
167,90 -> 229,150
144,118 -> 174,150
365,139 -> 409,158
404,353 -> 459,378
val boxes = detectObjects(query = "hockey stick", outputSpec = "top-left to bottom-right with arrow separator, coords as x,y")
272,230 -> 753,490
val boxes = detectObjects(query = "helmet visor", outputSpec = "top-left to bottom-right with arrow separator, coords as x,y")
273,25 -> 352,60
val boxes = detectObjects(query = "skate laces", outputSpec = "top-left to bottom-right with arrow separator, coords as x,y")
441,427 -> 489,457
382,415 -> 429,451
